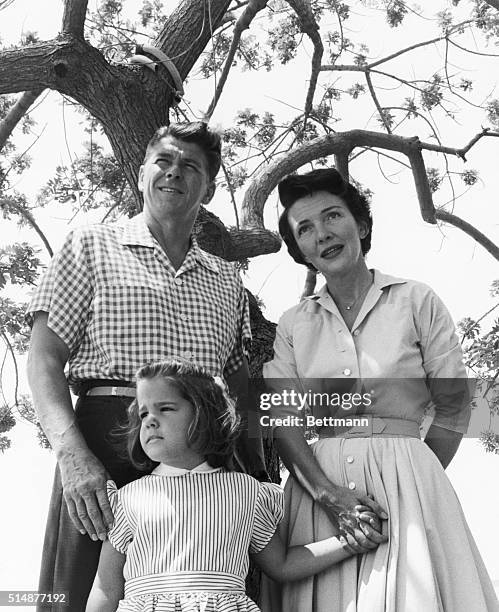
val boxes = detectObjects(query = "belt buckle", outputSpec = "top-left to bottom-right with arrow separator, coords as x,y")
111,386 -> 119,396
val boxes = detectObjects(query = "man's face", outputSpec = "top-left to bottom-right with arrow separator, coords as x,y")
139,135 -> 215,224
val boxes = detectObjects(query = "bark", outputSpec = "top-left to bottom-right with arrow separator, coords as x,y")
62,0 -> 89,37
0,0 -> 233,208
154,0 -> 233,79
195,208 -> 281,260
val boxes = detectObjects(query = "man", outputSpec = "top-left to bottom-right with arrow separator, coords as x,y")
27,122 -> 266,611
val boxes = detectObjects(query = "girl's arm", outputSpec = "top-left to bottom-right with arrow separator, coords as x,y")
85,540 -> 125,612
251,527 -> 375,583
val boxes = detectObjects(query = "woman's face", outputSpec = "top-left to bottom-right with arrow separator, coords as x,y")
287,191 -> 367,278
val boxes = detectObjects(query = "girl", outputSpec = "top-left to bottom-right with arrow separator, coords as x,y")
86,358 -> 380,612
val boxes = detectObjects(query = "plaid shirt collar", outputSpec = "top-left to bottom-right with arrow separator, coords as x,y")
120,213 -> 219,274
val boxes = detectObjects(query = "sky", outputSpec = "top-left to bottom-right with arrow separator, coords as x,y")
0,0 -> 498,607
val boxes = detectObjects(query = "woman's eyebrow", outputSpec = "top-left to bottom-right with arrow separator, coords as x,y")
296,205 -> 340,225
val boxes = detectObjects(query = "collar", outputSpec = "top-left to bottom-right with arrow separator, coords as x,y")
187,235 -> 220,274
152,461 -> 223,477
120,213 -> 156,247
120,213 -> 219,274
306,269 -> 407,301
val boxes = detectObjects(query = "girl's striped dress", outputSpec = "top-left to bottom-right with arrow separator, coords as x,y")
107,464 -> 284,612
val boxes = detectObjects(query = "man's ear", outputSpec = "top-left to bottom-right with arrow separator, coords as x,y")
202,181 -> 216,205
138,166 -> 144,192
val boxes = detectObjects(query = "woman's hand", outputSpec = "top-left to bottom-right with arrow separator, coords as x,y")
317,485 -> 388,548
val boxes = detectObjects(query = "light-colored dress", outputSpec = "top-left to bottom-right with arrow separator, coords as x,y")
262,270 -> 499,612
107,463 -> 284,612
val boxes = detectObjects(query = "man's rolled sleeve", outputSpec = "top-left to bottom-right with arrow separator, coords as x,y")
27,230 -> 93,356
224,275 -> 252,377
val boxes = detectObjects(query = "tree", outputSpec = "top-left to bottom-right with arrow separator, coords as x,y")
0,0 -> 498,455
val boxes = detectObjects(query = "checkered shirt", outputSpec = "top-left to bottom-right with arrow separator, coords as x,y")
28,213 -> 251,384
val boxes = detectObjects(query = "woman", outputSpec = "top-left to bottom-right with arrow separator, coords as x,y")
262,168 -> 498,611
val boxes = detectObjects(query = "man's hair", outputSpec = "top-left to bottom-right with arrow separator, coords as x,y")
144,122 -> 222,181
277,168 -> 373,270
123,357 -> 240,472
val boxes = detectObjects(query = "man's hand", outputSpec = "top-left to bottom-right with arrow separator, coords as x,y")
317,485 -> 388,548
28,313 -> 114,541
59,447 -> 114,541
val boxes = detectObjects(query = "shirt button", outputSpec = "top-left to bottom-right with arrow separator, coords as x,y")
353,330 -> 360,336
179,314 -> 188,322
343,368 -> 351,376
346,455 -> 354,464
348,482 -> 356,490
174,278 -> 183,286
181,351 -> 193,359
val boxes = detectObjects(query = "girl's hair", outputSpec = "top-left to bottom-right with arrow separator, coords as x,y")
124,358 -> 240,472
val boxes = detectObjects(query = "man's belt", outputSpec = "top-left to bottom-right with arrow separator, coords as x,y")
73,379 -> 136,397
86,386 -> 136,398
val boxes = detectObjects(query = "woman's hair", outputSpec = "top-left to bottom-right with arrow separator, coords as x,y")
144,122 -> 222,181
277,168 -> 373,270
123,358 -> 240,472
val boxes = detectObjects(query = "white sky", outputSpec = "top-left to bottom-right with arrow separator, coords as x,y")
0,0 -> 498,605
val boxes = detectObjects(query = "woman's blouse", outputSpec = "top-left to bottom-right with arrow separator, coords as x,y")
263,270 -> 470,433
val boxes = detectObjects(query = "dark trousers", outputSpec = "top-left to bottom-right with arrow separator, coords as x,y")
37,395 -> 143,612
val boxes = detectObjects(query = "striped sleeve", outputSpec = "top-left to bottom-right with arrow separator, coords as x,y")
249,482 -> 284,554
107,480 -> 133,554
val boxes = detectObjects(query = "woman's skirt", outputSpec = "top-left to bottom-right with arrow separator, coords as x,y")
261,436 -> 499,612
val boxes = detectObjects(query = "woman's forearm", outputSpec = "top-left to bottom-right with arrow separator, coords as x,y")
275,426 -> 337,501
424,424 -> 463,469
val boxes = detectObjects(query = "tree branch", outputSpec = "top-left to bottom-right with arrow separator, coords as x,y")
368,22 -> 472,69
420,128 -> 499,161
482,0 -> 499,10
242,128 -> 499,228
205,0 -> 268,119
0,89 -> 43,152
242,130 -> 421,227
62,0 -> 89,37
435,210 -> 499,261
334,152 -> 349,180
365,72 -> 391,134
154,0 -> 233,80
0,198 -> 53,257
286,0 -> 323,118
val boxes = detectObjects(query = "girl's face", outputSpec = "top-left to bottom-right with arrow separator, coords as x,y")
137,376 -> 204,469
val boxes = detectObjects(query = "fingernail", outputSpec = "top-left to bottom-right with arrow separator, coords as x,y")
99,533 -> 107,541
79,530 -> 86,535
381,512 -> 388,519
91,534 -> 98,541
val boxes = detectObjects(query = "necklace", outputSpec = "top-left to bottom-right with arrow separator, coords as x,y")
337,275 -> 374,311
